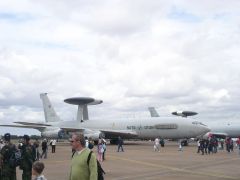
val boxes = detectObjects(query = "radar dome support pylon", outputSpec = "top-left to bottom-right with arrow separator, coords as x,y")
64,97 -> 103,122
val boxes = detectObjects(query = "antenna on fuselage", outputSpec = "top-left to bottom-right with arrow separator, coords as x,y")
64,97 -> 103,122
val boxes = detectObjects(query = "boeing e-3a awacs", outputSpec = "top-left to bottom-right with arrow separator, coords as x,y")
0,94 -> 210,143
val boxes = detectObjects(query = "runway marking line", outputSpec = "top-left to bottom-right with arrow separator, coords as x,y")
108,155 -> 238,180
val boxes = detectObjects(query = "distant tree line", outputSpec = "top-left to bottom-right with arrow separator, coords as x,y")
0,134 -> 41,140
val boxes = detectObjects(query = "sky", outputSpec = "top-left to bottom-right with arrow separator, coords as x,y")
0,0 -> 240,135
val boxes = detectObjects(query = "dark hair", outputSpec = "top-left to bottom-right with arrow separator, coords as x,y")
32,161 -> 45,174
4,133 -> 11,142
23,134 -> 30,141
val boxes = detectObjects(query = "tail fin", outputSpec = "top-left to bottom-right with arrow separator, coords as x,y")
148,107 -> 160,117
40,93 -> 61,122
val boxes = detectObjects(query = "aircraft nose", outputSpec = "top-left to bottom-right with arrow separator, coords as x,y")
201,125 -> 211,134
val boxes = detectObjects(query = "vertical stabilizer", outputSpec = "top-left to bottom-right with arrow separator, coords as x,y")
148,107 -> 160,117
40,93 -> 61,122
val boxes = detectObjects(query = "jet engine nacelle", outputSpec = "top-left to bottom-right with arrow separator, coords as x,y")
41,128 -> 66,139
172,111 -> 198,117
84,131 -> 105,140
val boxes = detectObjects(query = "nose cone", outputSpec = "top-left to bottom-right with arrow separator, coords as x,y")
192,123 -> 211,138
200,125 -> 211,135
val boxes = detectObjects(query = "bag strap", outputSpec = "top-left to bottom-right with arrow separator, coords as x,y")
87,151 -> 93,165
87,151 -> 106,174
71,150 -> 76,158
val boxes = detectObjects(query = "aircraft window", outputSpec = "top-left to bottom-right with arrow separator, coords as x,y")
126,126 -> 136,129
200,122 -> 207,126
154,124 -> 178,129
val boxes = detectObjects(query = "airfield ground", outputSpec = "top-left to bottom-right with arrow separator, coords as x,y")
16,140 -> 240,180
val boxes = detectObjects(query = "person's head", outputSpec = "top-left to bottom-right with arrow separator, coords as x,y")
32,161 -> 45,176
23,134 -> 30,143
4,133 -> 11,142
69,133 -> 85,151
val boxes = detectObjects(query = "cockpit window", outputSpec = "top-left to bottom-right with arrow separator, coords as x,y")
192,121 -> 207,126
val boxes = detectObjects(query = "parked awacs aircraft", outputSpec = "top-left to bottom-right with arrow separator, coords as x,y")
0,94 -> 209,143
148,107 -> 240,139
148,107 -> 198,118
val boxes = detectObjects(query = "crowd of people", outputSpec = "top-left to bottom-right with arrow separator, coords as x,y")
0,133 -> 48,180
197,135 -> 240,155
1,132 -> 239,180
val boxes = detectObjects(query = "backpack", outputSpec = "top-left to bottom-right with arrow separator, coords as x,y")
87,151 -> 105,180
88,142 -> 94,150
9,149 -> 22,168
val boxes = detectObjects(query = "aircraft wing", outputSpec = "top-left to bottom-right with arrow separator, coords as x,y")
100,129 -> 138,139
0,124 -> 47,131
59,127 -> 85,132
14,121 -> 52,126
0,122 -> 138,139
0,123 -> 85,132
14,122 -> 86,132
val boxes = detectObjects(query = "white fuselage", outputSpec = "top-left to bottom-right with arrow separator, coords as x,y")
52,116 -> 210,139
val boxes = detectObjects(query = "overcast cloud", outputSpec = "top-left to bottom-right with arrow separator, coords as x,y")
0,0 -> 240,135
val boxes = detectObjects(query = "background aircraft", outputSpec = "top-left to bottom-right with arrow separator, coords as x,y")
203,122 -> 240,139
148,107 -> 198,118
148,107 -> 240,139
0,94 -> 210,143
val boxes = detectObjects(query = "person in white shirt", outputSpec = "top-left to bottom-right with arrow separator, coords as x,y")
178,140 -> 183,151
51,139 -> 56,153
85,137 -> 89,149
154,138 -> 160,152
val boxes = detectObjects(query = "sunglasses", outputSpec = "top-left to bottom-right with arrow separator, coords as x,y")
69,139 -> 80,143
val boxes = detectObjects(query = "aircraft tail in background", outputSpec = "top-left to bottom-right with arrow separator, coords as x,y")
148,107 -> 160,117
40,93 -> 61,122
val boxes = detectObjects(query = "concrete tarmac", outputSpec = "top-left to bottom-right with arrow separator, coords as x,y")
16,141 -> 240,180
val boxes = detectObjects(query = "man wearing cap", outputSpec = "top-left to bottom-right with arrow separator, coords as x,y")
0,133 -> 17,180
20,134 -> 36,180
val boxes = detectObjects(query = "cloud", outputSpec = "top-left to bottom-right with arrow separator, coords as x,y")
0,0 -> 240,135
